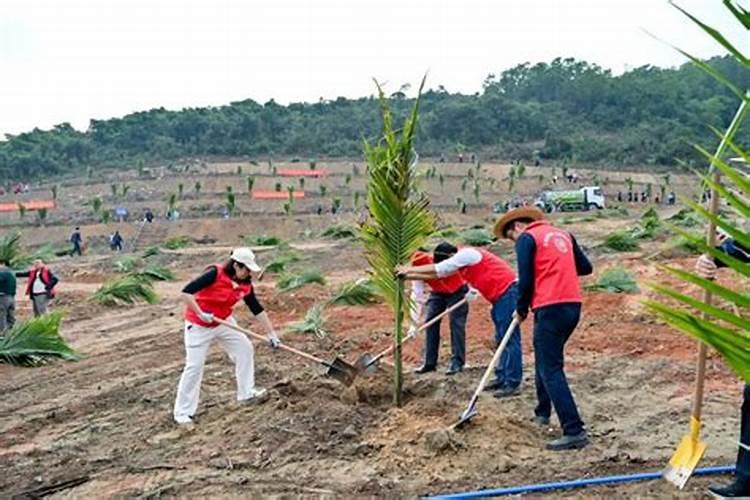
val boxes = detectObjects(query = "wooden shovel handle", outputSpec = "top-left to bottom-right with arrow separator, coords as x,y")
372,296 -> 469,362
214,318 -> 327,365
471,317 -> 519,401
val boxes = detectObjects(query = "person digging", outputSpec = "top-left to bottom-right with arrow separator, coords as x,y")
16,259 -> 58,317
695,235 -> 750,499
406,250 -> 471,375
396,241 -> 522,397
173,247 -> 281,427
495,207 -> 592,451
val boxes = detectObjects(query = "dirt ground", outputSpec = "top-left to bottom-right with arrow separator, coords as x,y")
0,161 -> 743,498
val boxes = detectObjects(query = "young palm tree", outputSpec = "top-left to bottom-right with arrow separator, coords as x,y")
319,185 -> 327,197
178,183 -> 184,199
226,191 -> 236,217
247,176 -> 255,193
194,181 -> 202,196
0,313 -> 79,367
51,185 -> 58,200
37,208 -> 48,226
90,196 -> 103,215
111,184 -> 117,198
167,193 -> 177,217
17,203 -> 26,220
361,77 -> 435,406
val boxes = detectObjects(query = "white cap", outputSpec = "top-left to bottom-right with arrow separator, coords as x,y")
230,247 -> 261,272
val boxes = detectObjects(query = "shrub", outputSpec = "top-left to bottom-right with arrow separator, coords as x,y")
585,267 -> 639,294
328,278 -> 381,306
276,269 -> 326,292
321,224 -> 358,239
603,231 -> 639,252
163,236 -> 191,250
459,228 -> 493,246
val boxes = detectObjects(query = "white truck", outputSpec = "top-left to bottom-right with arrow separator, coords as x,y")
534,186 -> 605,213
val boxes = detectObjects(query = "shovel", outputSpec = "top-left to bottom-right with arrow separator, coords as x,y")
215,318 -> 357,386
354,296 -> 469,375
453,316 -> 520,429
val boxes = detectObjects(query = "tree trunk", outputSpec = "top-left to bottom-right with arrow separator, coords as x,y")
393,276 -> 404,407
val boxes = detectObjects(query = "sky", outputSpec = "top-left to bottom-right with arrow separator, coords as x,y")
0,0 -> 746,138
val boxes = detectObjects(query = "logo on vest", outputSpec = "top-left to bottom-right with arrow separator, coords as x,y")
543,232 -> 569,254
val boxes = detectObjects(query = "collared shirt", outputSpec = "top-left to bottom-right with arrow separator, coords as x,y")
434,248 -> 482,277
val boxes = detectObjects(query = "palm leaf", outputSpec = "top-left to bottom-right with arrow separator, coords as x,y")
287,303 -> 328,338
0,313 -> 80,367
92,276 -> 159,306
265,251 -> 301,273
133,265 -> 176,282
321,224 -> 358,239
327,278 -> 382,306
585,267 -> 639,294
276,269 -> 325,292
114,256 -> 140,273
0,232 -> 23,267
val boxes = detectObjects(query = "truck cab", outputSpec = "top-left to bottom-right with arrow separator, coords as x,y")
534,186 -> 605,213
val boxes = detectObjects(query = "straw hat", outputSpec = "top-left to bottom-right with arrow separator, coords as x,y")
493,207 -> 544,239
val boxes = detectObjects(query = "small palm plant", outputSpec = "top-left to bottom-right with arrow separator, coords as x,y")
0,313 -> 79,367
361,77 -> 435,406
92,276 -> 159,306
51,185 -> 58,200
319,185 -> 327,197
226,191 -> 236,217
0,232 -> 23,267
36,208 -> 48,226
166,193 -> 177,217
194,181 -> 202,195
17,203 -> 26,220
122,184 -> 130,197
178,183 -> 184,199
89,196 -> 103,215
247,176 -> 255,193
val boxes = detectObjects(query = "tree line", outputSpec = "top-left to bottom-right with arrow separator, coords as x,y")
1,56 -> 748,181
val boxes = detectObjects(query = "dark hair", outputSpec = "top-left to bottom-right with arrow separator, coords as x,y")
0,258 -> 9,266
505,218 -> 534,237
222,259 -> 252,284
433,242 -> 458,263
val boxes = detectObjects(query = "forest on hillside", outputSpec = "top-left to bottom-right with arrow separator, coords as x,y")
1,56 -> 748,181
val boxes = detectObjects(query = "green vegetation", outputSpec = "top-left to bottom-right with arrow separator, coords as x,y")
0,232 -> 22,267
142,246 -> 161,258
603,231 -> 639,252
92,276 -> 159,306
264,250 -> 301,273
288,303 -> 328,339
276,269 -> 326,292
2,56 -> 747,181
460,228 -> 493,246
114,256 -> 140,273
321,224 -> 358,239
133,265 -> 176,282
246,234 -> 284,246
163,236 -> 191,250
328,278 -> 381,306
0,313 -> 79,367
586,267 -> 639,294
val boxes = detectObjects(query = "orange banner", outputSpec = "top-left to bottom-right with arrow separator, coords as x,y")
0,200 -> 56,212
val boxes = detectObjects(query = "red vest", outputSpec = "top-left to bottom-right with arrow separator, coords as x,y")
523,221 -> 582,310
184,265 -> 252,327
411,251 -> 466,294
458,248 -> 516,303
26,267 -> 56,297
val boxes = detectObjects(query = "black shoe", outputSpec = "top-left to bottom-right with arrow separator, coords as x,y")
546,431 -> 589,451
414,365 -> 436,374
446,365 -> 463,375
493,386 -> 521,399
708,481 -> 750,498
483,380 -> 505,392
533,415 -> 550,426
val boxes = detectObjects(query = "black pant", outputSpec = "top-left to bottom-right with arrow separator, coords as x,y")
423,287 -> 469,369
72,242 -> 82,256
737,384 -> 750,486
533,303 -> 585,436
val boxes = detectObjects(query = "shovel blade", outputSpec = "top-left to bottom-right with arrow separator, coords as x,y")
325,357 -> 357,386
663,434 -> 706,489
453,401 -> 478,430
354,353 -> 379,376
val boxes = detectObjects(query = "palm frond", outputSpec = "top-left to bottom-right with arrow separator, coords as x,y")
321,224 -> 358,240
114,256 -> 140,273
0,313 -> 79,367
163,236 -> 191,250
287,303 -> 328,339
142,246 -> 161,258
133,265 -> 176,282
276,269 -> 325,292
265,251 -> 301,274
459,228 -> 493,246
0,232 -> 23,267
603,231 -> 639,252
327,278 -> 382,306
245,234 -> 284,246
92,276 -> 159,306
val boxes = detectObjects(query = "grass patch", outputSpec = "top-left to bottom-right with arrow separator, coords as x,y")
246,234 -> 285,246
328,278 -> 381,306
265,251 -> 301,273
585,267 -> 639,294
459,228 -> 493,246
435,226 -> 458,238
603,231 -> 639,252
276,269 -> 326,292
114,256 -> 140,273
142,246 -> 162,258
163,236 -> 191,250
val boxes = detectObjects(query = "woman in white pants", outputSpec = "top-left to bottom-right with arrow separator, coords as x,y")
174,247 -> 281,426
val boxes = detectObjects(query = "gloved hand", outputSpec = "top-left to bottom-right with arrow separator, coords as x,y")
695,254 -> 717,280
513,310 -> 527,323
466,288 -> 480,302
267,332 -> 281,349
199,311 -> 215,323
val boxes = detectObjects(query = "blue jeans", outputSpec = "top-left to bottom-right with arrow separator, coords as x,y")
491,283 -> 522,389
422,287 -> 469,369
534,303 -> 585,436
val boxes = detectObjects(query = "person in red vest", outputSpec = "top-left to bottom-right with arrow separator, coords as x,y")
174,247 -> 281,427
495,207 -> 592,451
397,241 -> 522,397
16,259 -> 58,317
409,251 -> 470,375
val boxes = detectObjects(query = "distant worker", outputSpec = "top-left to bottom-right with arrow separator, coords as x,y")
617,192 -> 622,202
0,258 -> 17,332
397,242 -> 523,397
70,227 -> 83,256
496,207 -> 592,450
16,259 -> 58,317
145,209 -> 154,223
668,191 -> 676,205
110,230 -> 124,252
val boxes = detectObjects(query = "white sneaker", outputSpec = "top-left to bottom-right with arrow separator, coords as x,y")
240,388 -> 269,405
174,416 -> 195,429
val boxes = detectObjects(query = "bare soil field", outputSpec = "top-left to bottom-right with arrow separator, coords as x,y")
0,161 -> 742,498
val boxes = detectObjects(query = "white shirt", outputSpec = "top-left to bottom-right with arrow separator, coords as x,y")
434,248 -> 482,278
409,280 -> 428,326
32,272 -> 46,295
